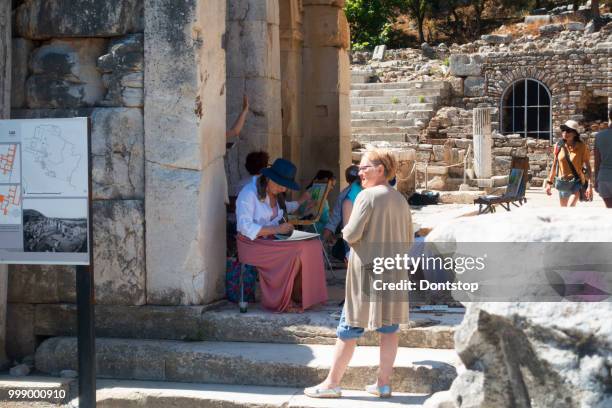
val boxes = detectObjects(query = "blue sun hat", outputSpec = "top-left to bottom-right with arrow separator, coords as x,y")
261,158 -> 300,190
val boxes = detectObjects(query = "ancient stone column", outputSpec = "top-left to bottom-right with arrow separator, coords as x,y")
301,0 -> 351,194
0,0 -> 10,368
225,0 -> 282,195
144,0 -> 226,305
473,107 -> 493,179
280,0 -> 304,176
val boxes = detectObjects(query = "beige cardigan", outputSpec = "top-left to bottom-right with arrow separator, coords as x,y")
342,184 -> 413,329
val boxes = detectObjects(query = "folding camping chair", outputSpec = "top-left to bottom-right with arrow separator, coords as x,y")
474,167 -> 528,214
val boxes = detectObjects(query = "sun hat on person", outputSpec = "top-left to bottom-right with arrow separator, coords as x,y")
261,158 -> 300,190
560,120 -> 580,133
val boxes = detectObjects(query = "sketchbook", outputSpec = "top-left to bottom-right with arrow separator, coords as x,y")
274,230 -> 320,241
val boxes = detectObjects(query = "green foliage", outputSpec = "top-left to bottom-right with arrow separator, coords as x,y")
391,96 -> 400,104
344,0 -> 404,50
345,0 -> 542,49
443,57 -> 450,66
418,95 -> 426,103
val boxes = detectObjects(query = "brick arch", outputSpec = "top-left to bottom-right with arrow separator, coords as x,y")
487,70 -> 559,100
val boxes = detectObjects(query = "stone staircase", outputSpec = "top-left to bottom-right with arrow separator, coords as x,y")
351,81 -> 451,145
26,296 -> 464,407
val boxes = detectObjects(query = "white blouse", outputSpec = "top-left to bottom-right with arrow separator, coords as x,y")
236,176 -> 299,240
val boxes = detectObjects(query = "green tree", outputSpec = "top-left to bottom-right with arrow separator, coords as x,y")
344,0 -> 403,50
399,0 -> 430,44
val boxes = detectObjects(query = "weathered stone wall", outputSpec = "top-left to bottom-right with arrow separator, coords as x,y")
451,48 -> 612,129
301,0 -> 352,194
280,0 -> 304,177
144,0 -> 226,305
7,0 -> 148,359
225,0 -> 282,195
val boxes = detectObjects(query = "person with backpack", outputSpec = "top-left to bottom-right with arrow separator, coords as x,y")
545,120 -> 593,206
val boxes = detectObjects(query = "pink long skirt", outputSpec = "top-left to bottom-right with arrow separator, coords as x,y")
236,235 -> 328,312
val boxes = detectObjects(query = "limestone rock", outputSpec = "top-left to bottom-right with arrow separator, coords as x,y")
423,390 -> 456,408
11,38 -> 34,108
9,364 -> 30,377
449,54 -> 484,77
372,44 -> 386,61
524,15 -> 552,24
480,34 -> 512,45
93,200 -> 145,305
421,42 -> 435,58
425,210 -> 612,406
98,34 -> 144,107
91,108 -> 144,200
26,39 -> 106,108
428,176 -> 447,190
451,302 -> 612,408
464,76 -> 485,97
539,23 -> 564,36
15,0 -> 144,40
566,22 -> 585,31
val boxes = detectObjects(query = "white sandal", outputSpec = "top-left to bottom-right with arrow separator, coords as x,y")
304,385 -> 342,398
365,383 -> 392,398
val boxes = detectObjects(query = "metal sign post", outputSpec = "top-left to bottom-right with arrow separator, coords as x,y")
76,117 -> 95,407
0,117 -> 95,406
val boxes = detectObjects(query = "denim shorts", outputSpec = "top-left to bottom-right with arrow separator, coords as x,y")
555,177 -> 581,199
336,307 -> 399,340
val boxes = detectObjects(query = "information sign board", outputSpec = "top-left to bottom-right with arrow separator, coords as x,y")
0,118 -> 90,265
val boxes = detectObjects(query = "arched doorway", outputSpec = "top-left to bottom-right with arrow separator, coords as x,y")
500,79 -> 551,140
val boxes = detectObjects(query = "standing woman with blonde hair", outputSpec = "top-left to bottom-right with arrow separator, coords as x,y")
305,150 -> 413,399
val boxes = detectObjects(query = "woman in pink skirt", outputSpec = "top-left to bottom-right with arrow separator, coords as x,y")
236,158 -> 328,312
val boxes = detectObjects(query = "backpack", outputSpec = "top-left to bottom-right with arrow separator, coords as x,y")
225,258 -> 257,303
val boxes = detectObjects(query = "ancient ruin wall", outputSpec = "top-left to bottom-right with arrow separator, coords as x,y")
7,0 -> 228,360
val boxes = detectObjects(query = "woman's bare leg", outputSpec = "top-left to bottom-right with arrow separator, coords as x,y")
569,192 -> 580,207
292,270 -> 302,303
378,332 -> 399,386
317,338 -> 357,388
559,196 -> 569,207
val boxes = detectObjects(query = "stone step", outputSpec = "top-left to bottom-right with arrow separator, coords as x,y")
31,303 -> 458,349
351,81 -> 449,90
201,304 -> 459,349
352,119 -> 418,128
353,134 -> 419,144
351,126 -> 421,136
351,103 -> 435,112
352,110 -> 434,120
350,88 -> 443,98
94,379 -> 432,408
350,126 -> 421,135
0,375 -> 75,406
35,338 -> 458,394
350,96 -> 441,106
